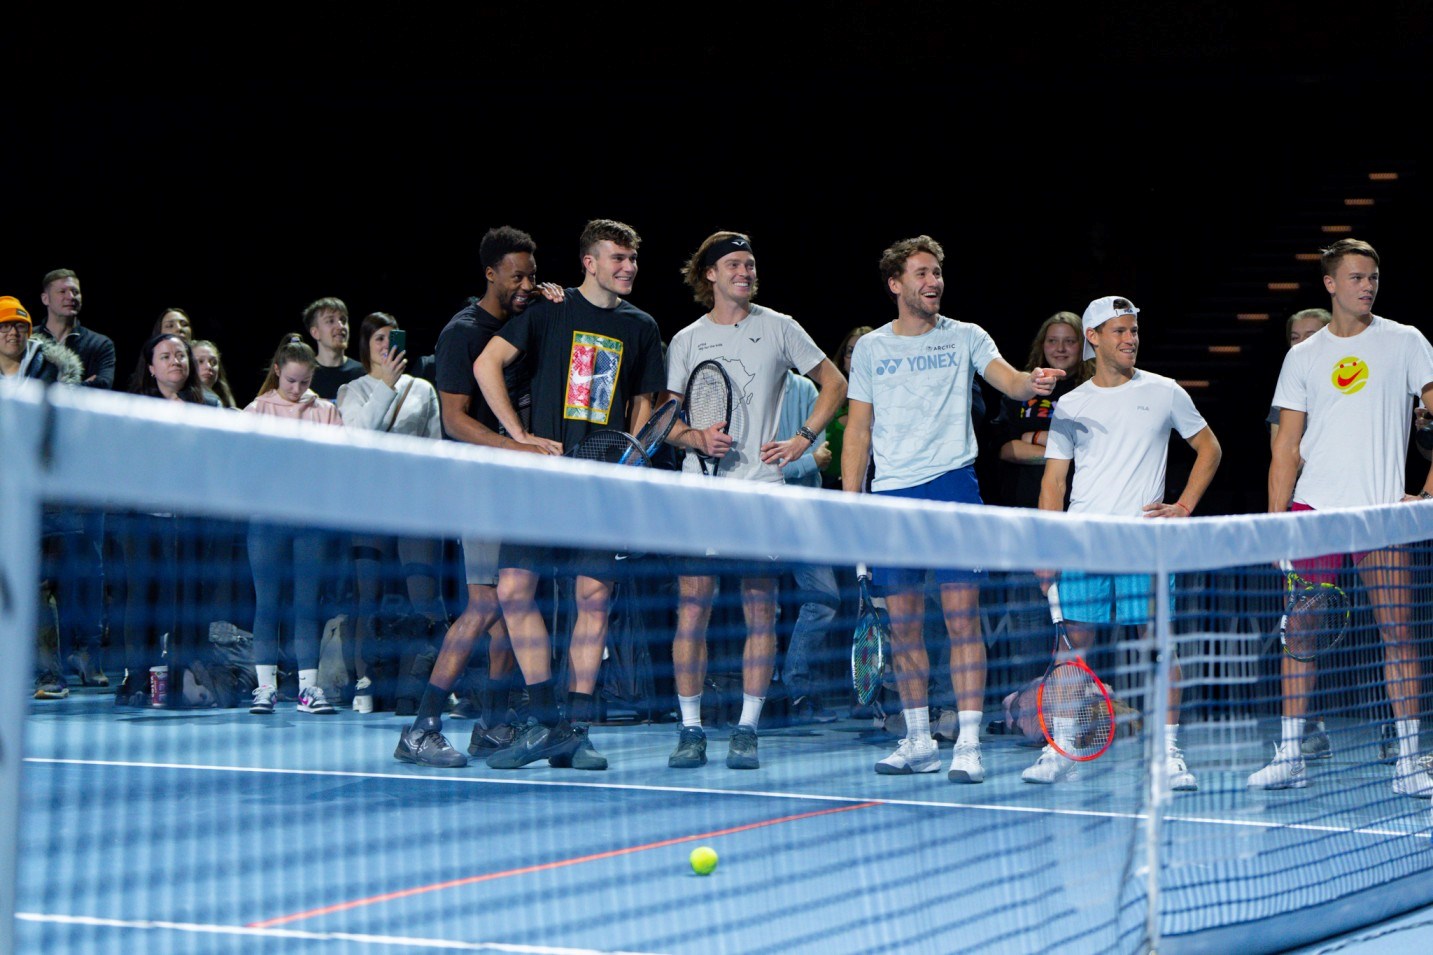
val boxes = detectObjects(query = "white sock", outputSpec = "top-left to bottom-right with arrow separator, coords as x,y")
739,694 -> 764,730
679,694 -> 703,728
957,710 -> 982,747
1052,716 -> 1076,748
1281,717 -> 1305,753
256,665 -> 277,689
905,707 -> 930,743
299,669 -> 318,693
1397,719 -> 1420,760
1165,724 -> 1180,752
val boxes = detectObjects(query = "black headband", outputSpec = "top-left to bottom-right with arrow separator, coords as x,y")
701,236 -> 754,269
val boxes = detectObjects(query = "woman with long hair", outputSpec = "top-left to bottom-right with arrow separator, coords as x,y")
820,325 -> 874,490
994,311 -> 1089,508
335,313 -> 446,713
114,333 -> 216,706
244,334 -> 343,715
191,339 -> 238,409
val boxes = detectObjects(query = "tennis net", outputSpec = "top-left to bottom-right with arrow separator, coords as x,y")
3,380 -> 1432,954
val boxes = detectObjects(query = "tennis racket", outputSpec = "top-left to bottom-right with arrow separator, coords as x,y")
851,563 -> 891,706
1278,560 -> 1351,661
565,429 -> 651,467
683,359 -> 733,476
1036,584 -> 1115,762
620,397 -> 679,465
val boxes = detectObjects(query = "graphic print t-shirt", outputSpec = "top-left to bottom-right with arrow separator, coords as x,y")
497,289 -> 665,450
1272,315 -> 1433,509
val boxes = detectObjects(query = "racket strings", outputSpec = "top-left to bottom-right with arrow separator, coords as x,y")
635,400 -> 679,454
1043,663 -> 1114,759
685,371 -> 730,432
1284,586 -> 1351,658
569,431 -> 647,466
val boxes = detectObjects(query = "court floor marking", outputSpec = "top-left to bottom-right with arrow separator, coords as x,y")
25,757 -> 1430,839
251,800 -> 881,927
14,913 -> 662,954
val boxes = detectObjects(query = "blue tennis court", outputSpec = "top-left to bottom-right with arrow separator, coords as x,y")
16,689 -> 1432,954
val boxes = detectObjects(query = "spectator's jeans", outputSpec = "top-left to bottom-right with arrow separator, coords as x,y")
248,523 -> 326,672
783,563 -> 839,699
40,507 -> 106,675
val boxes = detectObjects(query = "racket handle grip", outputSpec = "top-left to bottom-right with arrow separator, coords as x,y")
1047,583 -> 1063,623
856,562 -> 870,579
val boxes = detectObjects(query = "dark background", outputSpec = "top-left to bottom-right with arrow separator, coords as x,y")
9,3 -> 1432,515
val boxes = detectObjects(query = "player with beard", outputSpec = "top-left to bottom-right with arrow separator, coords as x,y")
844,235 -> 1061,783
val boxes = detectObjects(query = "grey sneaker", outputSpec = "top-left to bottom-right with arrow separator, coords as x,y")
875,737 -> 940,775
727,725 -> 759,769
249,684 -> 277,715
669,726 -> 709,768
946,740 -> 985,784
395,723 -> 468,768
1302,720 -> 1332,759
486,719 -> 573,770
549,723 -> 608,771
1247,741 -> 1307,790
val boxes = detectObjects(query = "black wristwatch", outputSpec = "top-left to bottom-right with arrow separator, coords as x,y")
1420,490 -> 1433,500
796,425 -> 819,444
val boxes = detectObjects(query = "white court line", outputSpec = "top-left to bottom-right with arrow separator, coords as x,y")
25,756 -> 1430,840
14,913 -> 663,953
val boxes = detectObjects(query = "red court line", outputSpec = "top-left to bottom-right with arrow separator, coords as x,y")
251,800 -> 881,928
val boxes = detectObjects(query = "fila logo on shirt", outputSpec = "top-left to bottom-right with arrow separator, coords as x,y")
1331,356 -> 1369,395
875,352 -> 965,376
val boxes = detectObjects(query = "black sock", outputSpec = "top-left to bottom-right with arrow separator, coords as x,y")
415,682 -> 448,725
527,679 -> 557,726
568,692 -> 597,724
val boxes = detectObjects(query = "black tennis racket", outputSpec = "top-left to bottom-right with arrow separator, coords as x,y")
1278,560 -> 1351,661
565,429 -> 651,467
851,563 -> 891,706
620,398 -> 679,466
683,359 -> 733,476
1036,584 -> 1115,762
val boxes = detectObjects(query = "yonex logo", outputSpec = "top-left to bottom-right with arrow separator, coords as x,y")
876,358 -> 903,375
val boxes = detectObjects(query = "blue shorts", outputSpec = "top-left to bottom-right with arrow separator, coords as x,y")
872,466 -> 985,591
1058,571 -> 1155,625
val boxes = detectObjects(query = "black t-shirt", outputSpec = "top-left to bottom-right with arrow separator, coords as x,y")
434,301 -> 532,440
310,358 -> 364,400
497,289 -> 665,450
994,377 -> 1077,508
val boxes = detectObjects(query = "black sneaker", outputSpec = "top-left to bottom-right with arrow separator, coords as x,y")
669,726 -> 708,768
789,696 -> 837,726
549,724 -> 608,770
1380,722 -> 1399,764
727,725 -> 760,770
486,719 -> 576,770
468,721 -> 518,757
394,724 -> 468,768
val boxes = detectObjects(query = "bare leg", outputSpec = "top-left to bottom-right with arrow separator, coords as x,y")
567,575 -> 613,696
886,588 -> 931,710
428,583 -> 501,691
496,567 -> 549,685
673,575 -> 715,697
1359,547 -> 1422,722
741,576 -> 779,698
940,582 -> 983,713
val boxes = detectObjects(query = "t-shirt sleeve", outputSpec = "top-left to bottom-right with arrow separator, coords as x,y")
780,315 -> 828,377
434,325 -> 482,395
636,319 -> 666,396
1270,348 -> 1307,414
1045,399 -> 1076,461
847,336 -> 873,404
1404,326 -> 1433,397
497,306 -> 535,352
1169,381 -> 1208,439
971,326 -> 1003,379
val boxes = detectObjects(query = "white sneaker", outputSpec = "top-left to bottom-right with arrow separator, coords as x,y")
1247,742 -> 1307,790
1022,745 -> 1080,784
947,740 -> 985,784
297,685 -> 337,715
1166,746 -> 1198,792
875,736 -> 940,775
1393,758 -> 1433,798
249,684 -> 276,715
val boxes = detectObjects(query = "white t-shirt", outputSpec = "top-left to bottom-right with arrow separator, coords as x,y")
1046,370 -> 1208,517
1272,315 -> 1433,509
665,304 -> 826,484
847,316 -> 1001,492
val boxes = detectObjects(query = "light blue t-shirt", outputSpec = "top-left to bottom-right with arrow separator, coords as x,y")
847,316 -> 1001,491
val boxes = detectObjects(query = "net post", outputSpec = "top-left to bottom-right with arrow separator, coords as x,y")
0,391 -> 43,955
1143,559 -> 1173,953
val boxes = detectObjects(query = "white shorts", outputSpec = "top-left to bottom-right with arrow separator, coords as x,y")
461,537 -> 500,588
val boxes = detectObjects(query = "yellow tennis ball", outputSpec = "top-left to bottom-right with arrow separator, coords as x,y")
690,846 -> 718,876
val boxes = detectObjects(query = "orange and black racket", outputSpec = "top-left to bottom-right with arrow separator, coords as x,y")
1036,584 -> 1115,762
